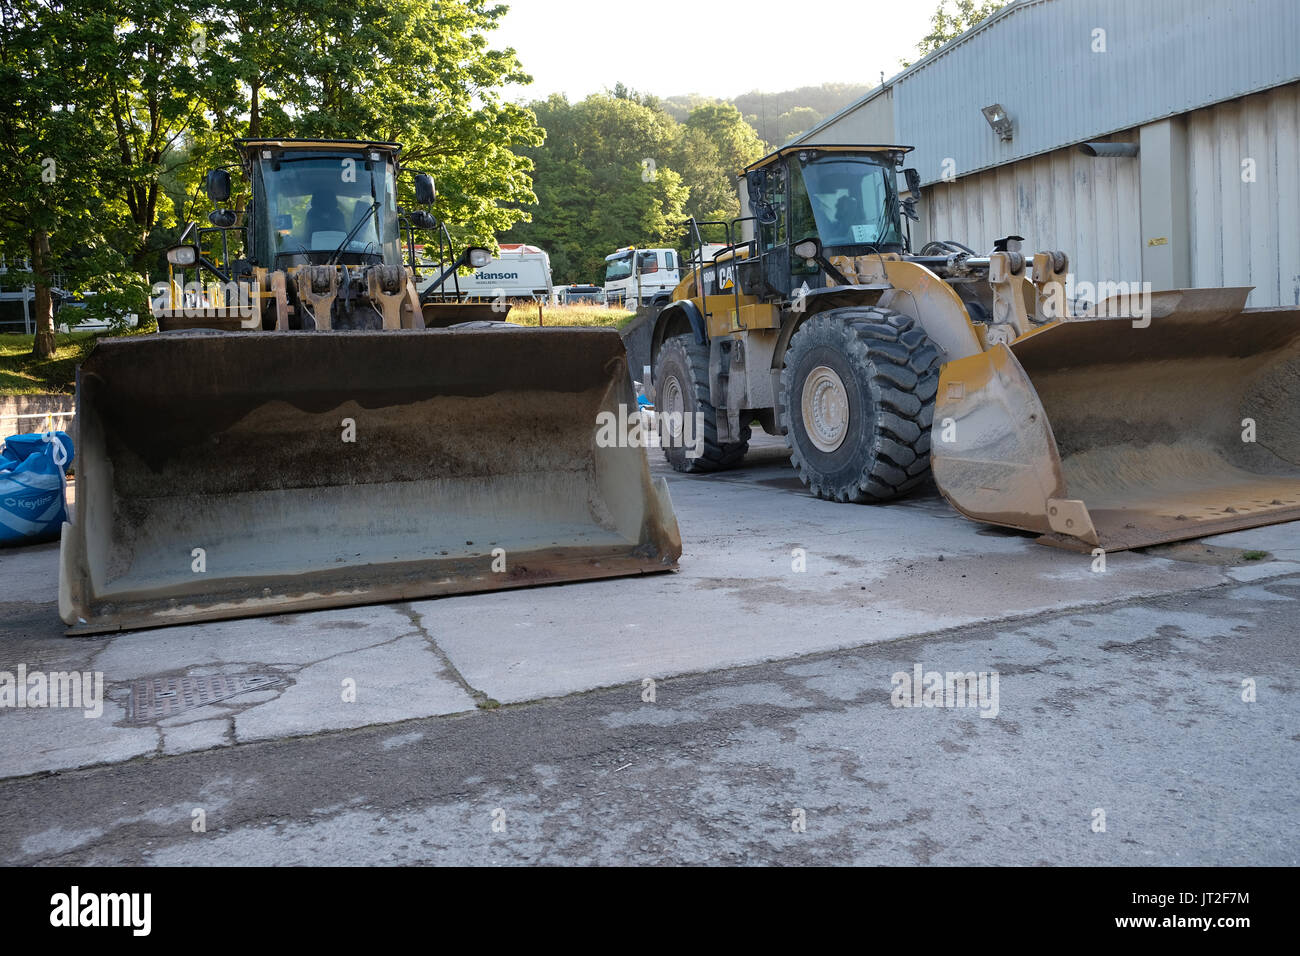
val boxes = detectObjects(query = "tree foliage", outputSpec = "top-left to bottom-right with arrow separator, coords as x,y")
505,94 -> 763,283
905,0 -> 1009,66
662,84 -> 873,148
0,0 -> 148,355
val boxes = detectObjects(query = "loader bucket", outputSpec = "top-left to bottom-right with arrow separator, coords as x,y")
933,288 -> 1300,551
59,327 -> 680,634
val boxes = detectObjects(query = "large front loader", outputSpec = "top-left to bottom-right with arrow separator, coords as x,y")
651,144 -> 1300,551
59,139 -> 680,633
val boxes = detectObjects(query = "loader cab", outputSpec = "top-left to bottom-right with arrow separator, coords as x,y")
745,145 -> 910,300
241,140 -> 404,269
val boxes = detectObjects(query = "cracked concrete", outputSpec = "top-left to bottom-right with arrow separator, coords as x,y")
0,575 -> 1293,865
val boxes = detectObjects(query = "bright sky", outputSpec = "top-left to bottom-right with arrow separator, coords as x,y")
491,0 -> 937,102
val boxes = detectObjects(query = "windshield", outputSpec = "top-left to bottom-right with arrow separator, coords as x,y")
605,253 -> 633,282
254,154 -> 400,266
794,156 -> 901,250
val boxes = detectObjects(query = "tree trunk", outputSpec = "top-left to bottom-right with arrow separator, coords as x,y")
250,80 -> 260,138
29,229 -> 56,360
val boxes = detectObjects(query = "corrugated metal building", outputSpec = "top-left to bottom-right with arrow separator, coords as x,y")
789,0 -> 1300,307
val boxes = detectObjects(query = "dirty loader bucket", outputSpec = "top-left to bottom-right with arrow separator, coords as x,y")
934,288 -> 1300,551
59,328 -> 680,634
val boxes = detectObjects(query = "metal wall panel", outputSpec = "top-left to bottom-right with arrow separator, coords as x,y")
924,130 -> 1143,303
1188,83 -> 1300,307
791,89 -> 894,146
882,0 -> 1299,186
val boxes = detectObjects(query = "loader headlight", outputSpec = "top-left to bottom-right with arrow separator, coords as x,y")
793,238 -> 821,261
467,247 -> 492,269
166,245 -> 199,266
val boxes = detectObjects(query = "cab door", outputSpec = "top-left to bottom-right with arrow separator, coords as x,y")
751,161 -> 791,300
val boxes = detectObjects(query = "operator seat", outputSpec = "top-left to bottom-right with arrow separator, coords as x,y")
306,194 -> 345,239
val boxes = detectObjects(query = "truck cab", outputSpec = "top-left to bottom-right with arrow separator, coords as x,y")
561,283 -> 605,305
604,247 -> 680,308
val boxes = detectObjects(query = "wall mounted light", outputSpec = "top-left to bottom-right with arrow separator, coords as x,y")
981,104 -> 1014,142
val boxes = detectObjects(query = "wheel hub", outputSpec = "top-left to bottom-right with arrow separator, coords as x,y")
661,374 -> 684,440
801,365 -> 849,452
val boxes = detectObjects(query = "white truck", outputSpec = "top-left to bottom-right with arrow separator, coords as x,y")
603,247 -> 680,308
556,283 -> 606,305
417,242 -> 553,302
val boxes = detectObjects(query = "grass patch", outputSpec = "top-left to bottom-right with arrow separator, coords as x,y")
1241,550 -> 1269,561
1,325 -> 156,395
506,303 -> 635,330
0,331 -> 102,395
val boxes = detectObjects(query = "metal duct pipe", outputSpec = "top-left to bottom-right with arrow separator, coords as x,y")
1078,142 -> 1139,157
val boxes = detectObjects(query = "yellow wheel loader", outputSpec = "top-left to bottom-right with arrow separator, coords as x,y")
59,139 -> 680,634
652,144 -> 1300,552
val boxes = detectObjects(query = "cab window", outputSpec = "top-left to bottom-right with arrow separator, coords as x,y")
759,162 -> 787,251
788,163 -> 819,275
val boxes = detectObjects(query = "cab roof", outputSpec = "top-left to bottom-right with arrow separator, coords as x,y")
744,144 -> 913,173
236,138 -> 402,156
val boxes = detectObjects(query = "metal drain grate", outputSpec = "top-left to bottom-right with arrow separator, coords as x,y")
128,674 -> 283,722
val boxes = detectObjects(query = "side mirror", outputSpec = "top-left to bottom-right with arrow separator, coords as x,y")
407,210 -> 437,230
754,201 -> 779,226
792,237 -> 821,260
903,167 -> 921,196
166,245 -> 199,266
208,209 -> 238,228
414,174 -> 436,205
745,168 -> 766,203
205,168 -> 231,204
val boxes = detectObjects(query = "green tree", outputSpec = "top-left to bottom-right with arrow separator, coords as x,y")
0,0 -> 140,357
906,0 -> 1009,66
673,103 -> 765,237
769,106 -> 820,145
73,0 -> 233,307
505,93 -> 688,282
234,0 -> 542,248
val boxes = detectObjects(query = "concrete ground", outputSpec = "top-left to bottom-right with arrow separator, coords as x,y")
0,436 -> 1297,864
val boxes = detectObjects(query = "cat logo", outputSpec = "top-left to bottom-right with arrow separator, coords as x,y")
712,264 -> 735,292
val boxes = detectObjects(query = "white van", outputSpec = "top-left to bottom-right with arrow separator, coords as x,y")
418,242 -> 553,302
603,247 -> 680,308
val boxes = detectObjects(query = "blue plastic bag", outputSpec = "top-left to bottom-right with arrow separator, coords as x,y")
0,431 -> 74,546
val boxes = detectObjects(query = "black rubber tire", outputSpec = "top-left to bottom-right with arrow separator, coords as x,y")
654,333 -> 751,473
780,307 -> 940,502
